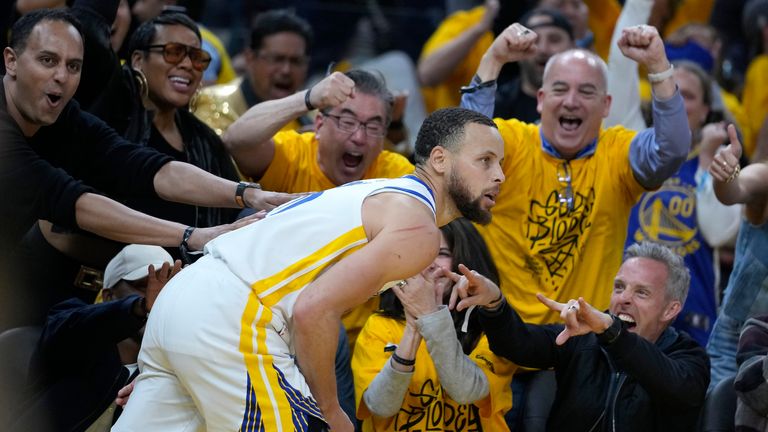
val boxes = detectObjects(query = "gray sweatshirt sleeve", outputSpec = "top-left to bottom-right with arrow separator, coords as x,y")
362,358 -> 414,418
460,83 -> 497,118
416,306 -> 490,404
629,88 -> 691,188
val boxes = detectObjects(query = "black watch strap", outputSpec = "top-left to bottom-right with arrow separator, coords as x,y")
179,226 -> 198,265
460,74 -> 497,94
235,181 -> 262,208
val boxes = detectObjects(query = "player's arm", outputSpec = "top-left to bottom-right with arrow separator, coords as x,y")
292,193 -> 440,431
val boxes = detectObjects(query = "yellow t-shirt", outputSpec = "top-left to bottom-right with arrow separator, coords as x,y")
419,6 -> 493,113
480,119 -> 645,324
352,313 -> 515,432
260,130 -> 414,345
260,130 -> 414,193
742,54 -> 768,160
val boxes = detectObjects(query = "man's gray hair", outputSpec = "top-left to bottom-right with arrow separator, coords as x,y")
624,242 -> 690,304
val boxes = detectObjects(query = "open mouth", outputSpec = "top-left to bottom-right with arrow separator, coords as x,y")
342,152 -> 363,168
169,75 -> 191,90
273,81 -> 294,92
46,93 -> 62,104
617,313 -> 637,329
483,192 -> 497,206
559,115 -> 582,132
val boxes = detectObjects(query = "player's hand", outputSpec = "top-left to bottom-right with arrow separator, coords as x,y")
324,406 -> 354,432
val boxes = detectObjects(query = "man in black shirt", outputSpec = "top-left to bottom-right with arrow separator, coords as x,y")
449,242 -> 709,432
0,9 -> 292,329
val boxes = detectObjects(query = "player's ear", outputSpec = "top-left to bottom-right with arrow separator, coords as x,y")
430,145 -> 448,174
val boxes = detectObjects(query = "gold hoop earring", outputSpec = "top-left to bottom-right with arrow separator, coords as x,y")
189,85 -> 202,112
133,68 -> 148,100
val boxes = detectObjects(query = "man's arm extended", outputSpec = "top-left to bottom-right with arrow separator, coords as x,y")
223,72 -> 354,179
74,193 -> 256,250
292,193 -> 439,431
152,161 -> 294,211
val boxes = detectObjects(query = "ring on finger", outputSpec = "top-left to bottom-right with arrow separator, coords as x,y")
726,164 -> 741,183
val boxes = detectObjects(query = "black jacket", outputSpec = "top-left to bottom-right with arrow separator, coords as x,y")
11,296 -> 145,431
479,302 -> 710,432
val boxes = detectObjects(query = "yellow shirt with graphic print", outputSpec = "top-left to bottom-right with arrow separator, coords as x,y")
352,313 -> 515,432
479,118 -> 645,325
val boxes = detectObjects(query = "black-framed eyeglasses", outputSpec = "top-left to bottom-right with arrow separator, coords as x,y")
255,51 -> 309,68
557,162 -> 574,213
322,113 -> 387,138
142,42 -> 212,72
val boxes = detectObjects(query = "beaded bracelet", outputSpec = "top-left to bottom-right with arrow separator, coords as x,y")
391,352 -> 415,367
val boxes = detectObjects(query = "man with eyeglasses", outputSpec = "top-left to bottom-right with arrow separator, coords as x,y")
193,9 -> 314,136
459,23 -> 690,328
224,68 -> 413,345
224,68 -> 413,195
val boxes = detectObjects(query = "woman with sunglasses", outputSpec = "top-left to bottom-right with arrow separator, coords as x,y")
74,10 -> 242,245
352,218 -> 517,431
113,13 -> 241,235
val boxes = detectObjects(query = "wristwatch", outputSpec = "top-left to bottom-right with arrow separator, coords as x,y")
235,181 -> 262,208
460,74 -> 497,94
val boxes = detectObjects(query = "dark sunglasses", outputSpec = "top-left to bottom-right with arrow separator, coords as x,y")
143,42 -> 212,71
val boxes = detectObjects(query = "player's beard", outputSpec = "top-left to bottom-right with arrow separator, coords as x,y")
448,170 -> 491,225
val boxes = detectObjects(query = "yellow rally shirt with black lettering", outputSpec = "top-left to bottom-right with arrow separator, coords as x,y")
481,118 -> 644,325
352,313 -> 515,432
